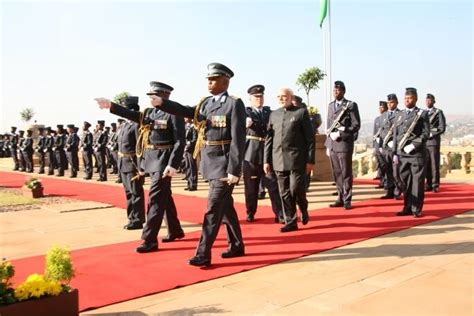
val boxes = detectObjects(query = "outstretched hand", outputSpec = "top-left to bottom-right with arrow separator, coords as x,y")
94,98 -> 112,109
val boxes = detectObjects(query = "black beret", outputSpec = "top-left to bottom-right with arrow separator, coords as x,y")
38,127 -> 44,132
19,130 -> 24,134
83,121 -> 91,128
247,84 -> 265,95
334,81 -> 345,90
11,126 -> 17,130
387,93 -> 398,101
111,123 -> 117,128
426,93 -> 435,101
67,124 -> 75,129
206,63 -> 234,78
56,124 -> 64,129
147,82 -> 173,95
117,118 -> 125,123
405,87 -> 418,96
105,126 -> 110,130
379,101 -> 388,107
45,127 -> 52,132
97,120 -> 105,125
27,129 -> 33,134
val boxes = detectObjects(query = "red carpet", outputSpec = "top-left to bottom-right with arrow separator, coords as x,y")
1,171 -> 473,311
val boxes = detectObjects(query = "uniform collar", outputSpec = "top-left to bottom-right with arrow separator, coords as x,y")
212,91 -> 228,103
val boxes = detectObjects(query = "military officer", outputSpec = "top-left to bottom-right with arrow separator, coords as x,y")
379,94 -> 402,199
244,84 -> 283,223
35,127 -> 46,174
97,63 -> 246,267
373,101 -> 388,189
425,94 -> 446,193
95,81 -> 186,251
93,120 -> 108,181
183,117 -> 198,191
264,88 -> 315,232
108,123 -> 119,175
44,127 -> 56,175
115,118 -> 126,184
21,129 -> 34,173
65,124 -> 80,178
116,96 -> 145,230
54,125 -> 67,176
18,130 -> 26,171
9,127 -> 19,171
81,121 -> 94,180
393,87 -> 430,217
325,81 -> 361,210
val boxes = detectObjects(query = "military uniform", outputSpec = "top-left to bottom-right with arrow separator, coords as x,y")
21,130 -> 34,173
243,84 -> 282,223
93,121 -> 108,181
18,131 -> 26,171
9,128 -> 19,170
110,83 -> 186,246
425,94 -> 446,192
325,81 -> 361,209
0,135 -> 4,158
393,88 -> 430,217
264,103 -> 315,231
44,128 -> 56,175
114,97 -> 146,229
81,122 -> 94,180
65,125 -> 80,178
373,105 -> 386,189
54,125 -> 67,176
35,128 -> 46,174
108,123 -> 119,175
183,122 -> 198,191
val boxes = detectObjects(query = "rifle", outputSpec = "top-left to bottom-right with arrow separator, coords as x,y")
326,103 -> 350,136
382,123 -> 395,148
397,109 -> 423,150
372,125 -> 383,142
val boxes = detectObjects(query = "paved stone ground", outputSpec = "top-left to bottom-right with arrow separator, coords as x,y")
0,158 -> 472,315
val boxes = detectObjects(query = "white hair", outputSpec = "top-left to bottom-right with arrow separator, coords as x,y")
278,87 -> 294,97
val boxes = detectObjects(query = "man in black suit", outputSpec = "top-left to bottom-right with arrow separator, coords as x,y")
264,88 -> 315,232
393,88 -> 430,217
243,84 -> 283,223
425,94 -> 446,193
325,81 -> 361,210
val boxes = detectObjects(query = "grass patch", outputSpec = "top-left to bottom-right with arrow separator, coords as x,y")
0,192 -> 41,207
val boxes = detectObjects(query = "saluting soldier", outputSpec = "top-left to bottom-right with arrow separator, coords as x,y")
44,127 -> 56,175
54,125 -> 67,176
264,88 -> 314,232
96,81 -> 186,251
393,88 -> 430,217
21,130 -> 34,173
65,124 -> 80,178
115,97 -> 146,229
81,121 -> 94,180
9,127 -> 19,171
18,130 -> 26,172
244,84 -> 283,223
35,127 -> 46,174
325,81 -> 361,210
373,101 -> 388,189
96,63 -> 246,267
378,94 -> 402,199
93,120 -> 108,181
183,117 -> 198,191
425,94 -> 446,193
108,123 -> 119,175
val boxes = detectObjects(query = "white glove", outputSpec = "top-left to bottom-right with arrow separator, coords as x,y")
329,131 -> 340,141
393,155 -> 399,165
429,133 -> 433,138
337,126 -> 345,132
375,137 -> 381,144
162,166 -> 177,177
403,144 -> 415,154
387,140 -> 394,149
227,174 -> 239,184
379,148 -> 383,154
246,117 -> 253,128
326,148 -> 330,157
94,97 -> 112,109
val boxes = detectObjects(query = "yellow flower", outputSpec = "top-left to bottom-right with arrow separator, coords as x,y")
26,273 -> 44,283
14,285 -> 29,301
46,280 -> 62,296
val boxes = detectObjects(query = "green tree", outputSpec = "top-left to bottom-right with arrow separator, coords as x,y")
296,67 -> 326,106
112,91 -> 130,104
19,108 -> 35,124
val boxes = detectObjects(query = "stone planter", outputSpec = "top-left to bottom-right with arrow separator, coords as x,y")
21,186 -> 44,198
0,289 -> 79,316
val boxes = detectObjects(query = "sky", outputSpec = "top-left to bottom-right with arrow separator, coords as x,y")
1,0 -> 472,131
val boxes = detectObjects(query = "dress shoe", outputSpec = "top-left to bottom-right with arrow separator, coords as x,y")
413,212 -> 422,218
425,186 -> 433,192
280,222 -> 298,233
433,187 -> 440,193
373,176 -> 381,180
69,175 -> 77,178
83,176 -> 92,180
162,231 -> 185,242
394,194 -> 402,200
329,201 -> 343,208
124,222 -> 143,230
246,214 -> 255,222
97,178 -> 107,182
115,179 -> 122,183
136,242 -> 158,253
381,194 -> 395,199
188,188 -> 197,191
344,203 -> 352,210
396,210 -> 412,216
375,184 -> 384,189
188,256 -> 211,267
56,174 -> 64,177
331,192 -> 339,196
301,210 -> 309,225
38,171 -> 45,174
257,193 -> 266,200
221,248 -> 245,259
184,187 -> 190,190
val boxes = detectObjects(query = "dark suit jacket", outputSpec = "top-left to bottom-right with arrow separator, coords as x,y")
117,121 -> 139,173
393,107 -> 430,158
66,133 -> 79,152
373,114 -> 383,149
93,130 -> 108,153
159,92 -> 246,180
379,108 -> 401,149
324,98 -> 361,153
22,137 -> 33,154
81,131 -> 94,152
185,123 -> 197,154
264,105 -> 315,172
244,106 -> 271,165
426,107 -> 446,147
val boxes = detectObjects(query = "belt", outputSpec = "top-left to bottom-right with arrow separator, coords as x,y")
246,135 -> 265,142
145,144 -> 174,150
205,140 -> 232,146
118,151 -> 136,157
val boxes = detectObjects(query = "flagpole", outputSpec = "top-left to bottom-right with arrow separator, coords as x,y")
323,0 -> 332,133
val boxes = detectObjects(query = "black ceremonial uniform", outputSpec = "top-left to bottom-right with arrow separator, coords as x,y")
18,132 -> 26,171
35,129 -> 46,174
65,126 -> 80,178
9,129 -> 19,170
373,114 -> 386,188
21,131 -> 34,173
54,127 -> 67,176
425,106 -> 446,191
107,125 -> 119,174
81,123 -> 94,180
0,136 -> 4,158
183,122 -> 198,190
244,105 -> 282,222
93,123 -> 108,181
45,130 -> 56,175
393,105 -> 430,217
109,100 -> 185,243
379,108 -> 402,198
